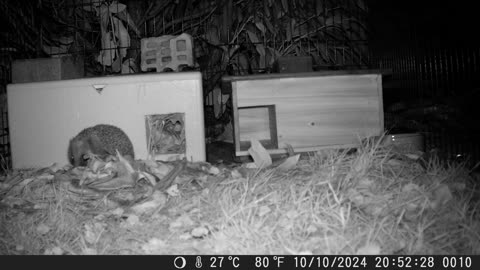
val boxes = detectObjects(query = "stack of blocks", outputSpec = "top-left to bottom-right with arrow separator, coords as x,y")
141,33 -> 194,72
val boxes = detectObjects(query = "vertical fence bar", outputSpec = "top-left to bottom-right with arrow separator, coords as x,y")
378,33 -> 480,164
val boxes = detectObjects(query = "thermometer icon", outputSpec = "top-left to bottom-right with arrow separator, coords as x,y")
195,256 -> 202,268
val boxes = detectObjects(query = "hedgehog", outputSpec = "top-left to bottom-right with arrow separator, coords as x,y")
68,124 -> 135,167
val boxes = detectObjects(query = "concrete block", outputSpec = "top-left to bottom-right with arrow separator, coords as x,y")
12,54 -> 84,83
141,33 -> 194,72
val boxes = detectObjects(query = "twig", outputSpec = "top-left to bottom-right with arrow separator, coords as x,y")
153,7 -> 217,36
154,161 -> 185,191
229,15 -> 253,45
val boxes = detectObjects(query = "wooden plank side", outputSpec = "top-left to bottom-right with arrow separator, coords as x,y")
275,110 -> 380,148
234,73 -> 383,151
376,75 -> 384,134
236,75 -> 379,101
245,96 -> 380,111
222,69 -> 386,82
235,143 -> 360,156
231,83 -> 241,153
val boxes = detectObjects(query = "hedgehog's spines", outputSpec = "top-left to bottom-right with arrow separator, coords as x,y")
68,124 -> 135,167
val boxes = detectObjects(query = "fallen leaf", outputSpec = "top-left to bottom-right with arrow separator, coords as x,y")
2,197 -> 26,207
130,191 -> 167,214
285,143 -> 295,156
258,205 -> 271,217
87,173 -> 134,190
248,139 -> 272,169
179,233 -> 192,240
297,251 -> 313,255
352,154 -> 369,175
169,214 -> 195,231
201,188 -> 210,197
191,226 -> 209,238
231,169 -> 242,179
451,182 -> 466,192
255,20 -> 267,34
126,214 -> 140,226
245,162 -> 257,169
208,166 -> 221,175
84,222 -> 106,245
402,183 -> 420,193
48,163 -> 63,173
37,174 -> 55,181
111,207 -> 124,217
19,178 -> 34,187
347,189 -> 366,206
50,247 -> 64,255
166,184 -> 180,196
142,238 -> 167,254
276,154 -> 300,171
431,184 -> 452,209
116,150 -> 135,173
405,153 -> 422,160
285,210 -> 297,219
365,204 -> 384,217
89,158 -> 106,173
196,175 -> 208,184
357,177 -> 374,188
36,224 -> 50,235
93,213 -> 106,221
356,243 -> 381,255
82,248 -> 97,255
84,229 -> 96,245
53,173 -> 70,182
306,224 -> 317,234
33,203 -> 49,210
387,158 -> 403,166
137,171 -> 157,186
189,208 -> 201,214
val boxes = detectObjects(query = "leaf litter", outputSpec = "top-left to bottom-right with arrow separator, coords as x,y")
0,136 -> 479,254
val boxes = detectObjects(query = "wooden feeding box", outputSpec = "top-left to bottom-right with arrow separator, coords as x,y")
221,70 -> 384,156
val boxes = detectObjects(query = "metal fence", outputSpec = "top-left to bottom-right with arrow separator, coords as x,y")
374,46 -> 480,100
0,52 -> 12,169
372,44 -> 480,165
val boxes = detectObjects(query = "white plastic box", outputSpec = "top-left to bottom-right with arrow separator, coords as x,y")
7,72 -> 205,169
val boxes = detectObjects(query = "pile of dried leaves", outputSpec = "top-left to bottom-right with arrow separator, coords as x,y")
0,137 -> 479,254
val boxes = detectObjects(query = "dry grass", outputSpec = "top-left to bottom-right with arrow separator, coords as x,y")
0,139 -> 479,255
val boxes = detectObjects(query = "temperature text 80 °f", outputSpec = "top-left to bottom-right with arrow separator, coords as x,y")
255,256 -> 287,268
